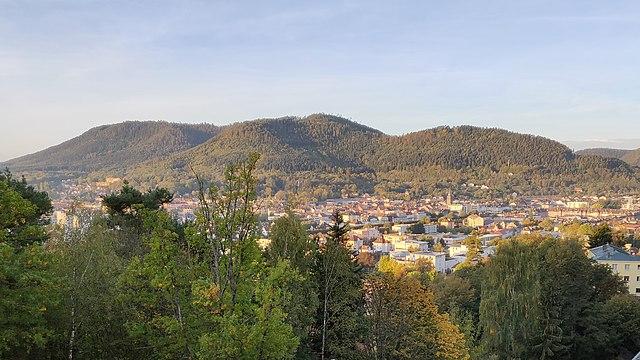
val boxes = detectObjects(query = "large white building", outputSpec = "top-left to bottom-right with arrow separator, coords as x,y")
589,244 -> 640,296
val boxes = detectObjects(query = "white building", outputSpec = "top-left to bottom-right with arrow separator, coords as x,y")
392,224 -> 411,235
424,224 -> 438,234
410,252 -> 447,273
449,244 -> 468,257
395,240 -> 430,252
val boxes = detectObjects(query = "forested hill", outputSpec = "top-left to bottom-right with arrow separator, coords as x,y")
146,116 -> 590,173
159,114 -> 385,173
577,148 -> 633,160
129,114 -> 639,196
623,149 -> 640,166
4,114 -> 640,196
577,148 -> 640,167
367,126 -> 575,171
4,121 -> 219,172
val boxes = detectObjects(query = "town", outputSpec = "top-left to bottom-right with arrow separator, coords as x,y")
50,176 -> 640,296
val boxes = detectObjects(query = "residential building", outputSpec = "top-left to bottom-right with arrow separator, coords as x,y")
463,214 -> 485,228
589,244 -> 640,296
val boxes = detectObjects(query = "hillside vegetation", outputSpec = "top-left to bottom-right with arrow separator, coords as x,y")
578,147 -> 640,167
4,114 -> 640,197
4,121 -> 219,172
577,148 -> 633,160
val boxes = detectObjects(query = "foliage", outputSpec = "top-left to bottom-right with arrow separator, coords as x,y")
265,211 -> 318,357
8,115 -> 640,199
589,224 -> 614,248
479,235 -> 627,359
0,243 -> 61,358
48,218 -> 131,359
0,170 -> 52,247
0,170 -> 58,358
364,272 -> 470,360
101,182 -> 173,216
5,157 -> 640,359
311,210 -> 366,360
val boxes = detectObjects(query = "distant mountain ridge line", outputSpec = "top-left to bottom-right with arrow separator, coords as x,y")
3,114 -> 640,196
577,148 -> 640,167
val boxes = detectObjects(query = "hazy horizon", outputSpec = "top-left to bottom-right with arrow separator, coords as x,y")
2,0 -> 640,160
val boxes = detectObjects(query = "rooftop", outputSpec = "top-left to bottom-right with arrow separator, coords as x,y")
589,244 -> 640,262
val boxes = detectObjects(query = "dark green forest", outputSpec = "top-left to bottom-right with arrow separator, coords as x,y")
4,121 -> 220,172
4,115 -> 640,199
578,147 -> 640,167
2,158 -> 640,359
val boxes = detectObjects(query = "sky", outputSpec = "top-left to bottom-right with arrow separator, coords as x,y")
2,0 -> 640,160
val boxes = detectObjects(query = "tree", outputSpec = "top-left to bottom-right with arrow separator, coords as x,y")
590,224 -> 613,248
191,154 -> 299,359
463,235 -> 482,265
101,182 -> 173,216
49,217 -> 132,359
408,222 -> 425,234
117,210 -> 200,359
266,211 -> 316,273
101,182 -> 174,258
364,272 -> 470,360
539,218 -> 555,231
312,210 -> 365,360
0,243 -> 61,358
433,240 -> 445,253
0,171 -> 59,358
479,235 -> 626,359
192,153 -> 261,305
356,252 -> 376,269
0,173 -> 51,248
0,169 -> 52,225
265,211 -> 318,357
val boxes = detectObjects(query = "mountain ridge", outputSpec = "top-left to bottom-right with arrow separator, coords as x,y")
4,121 -> 220,172
3,114 -> 640,197
577,148 -> 640,167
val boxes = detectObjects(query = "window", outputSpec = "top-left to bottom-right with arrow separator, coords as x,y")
625,264 -> 630,270
637,264 -> 640,270
623,276 -> 630,282
636,288 -> 640,293
636,276 -> 640,281
612,264 -> 618,270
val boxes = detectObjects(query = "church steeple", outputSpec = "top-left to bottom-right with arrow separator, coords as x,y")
447,189 -> 453,206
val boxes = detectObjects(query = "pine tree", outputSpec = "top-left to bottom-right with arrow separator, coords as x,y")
313,210 -> 365,360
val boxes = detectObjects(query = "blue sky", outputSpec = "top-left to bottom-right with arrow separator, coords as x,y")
2,0 -> 640,160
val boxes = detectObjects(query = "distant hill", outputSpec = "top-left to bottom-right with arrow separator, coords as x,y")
129,115 -> 639,197
577,148 -> 640,167
576,148 -> 633,160
4,115 -> 640,197
622,149 -> 640,167
4,121 -> 219,172
157,114 -> 383,173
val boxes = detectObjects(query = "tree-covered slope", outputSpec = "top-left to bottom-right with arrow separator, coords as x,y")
127,115 -> 640,196
4,114 -> 640,196
4,121 -> 219,172
576,148 -> 633,161
151,114 -> 383,174
368,126 -> 575,171
621,149 -> 640,167
577,148 -> 640,167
